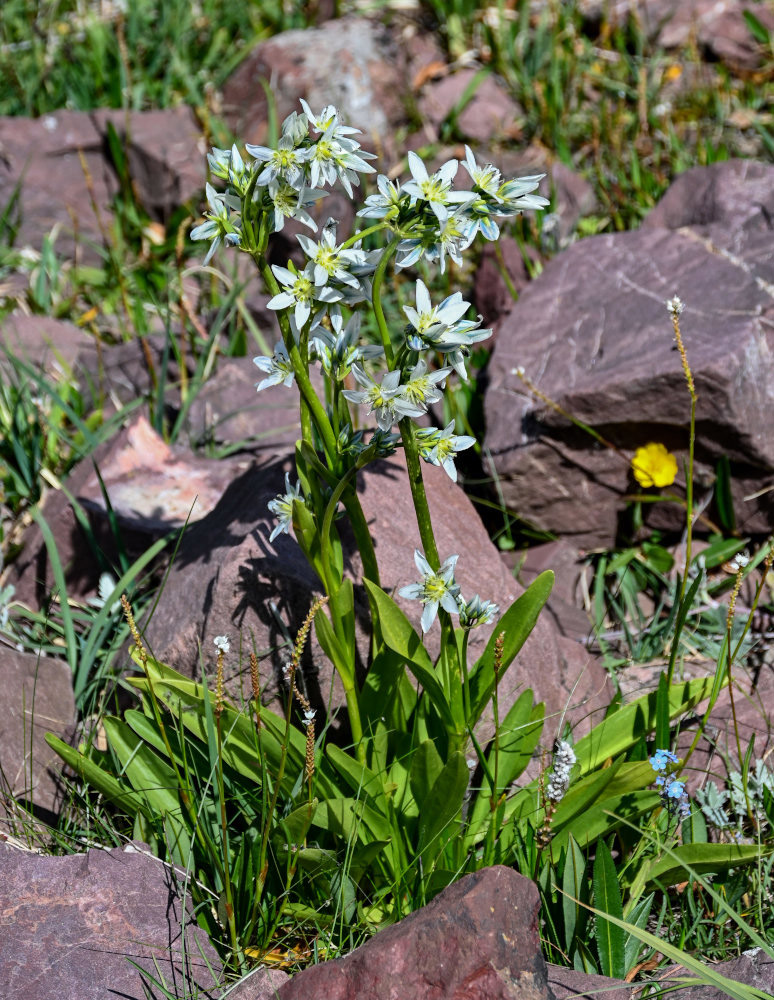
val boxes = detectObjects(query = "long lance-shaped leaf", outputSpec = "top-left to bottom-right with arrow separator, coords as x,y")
593,840 -> 625,979
468,571 -> 553,725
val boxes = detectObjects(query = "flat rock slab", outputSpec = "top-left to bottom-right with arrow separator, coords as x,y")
221,17 -> 406,160
484,226 -> 774,547
0,842 -> 222,1000
644,159 -> 774,289
277,865 -> 551,1000
0,107 -> 203,261
0,648 -> 76,824
7,415 -> 251,610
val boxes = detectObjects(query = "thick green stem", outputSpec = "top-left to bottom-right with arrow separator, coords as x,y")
372,237 -> 401,367
400,417 -> 439,568
257,257 -> 339,464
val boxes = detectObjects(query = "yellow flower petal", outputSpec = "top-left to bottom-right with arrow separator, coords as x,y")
632,442 -> 678,489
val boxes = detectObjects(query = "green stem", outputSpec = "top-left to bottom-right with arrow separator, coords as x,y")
216,715 -> 242,966
372,236 -> 401,367
400,418 -> 439,568
340,221 -> 388,250
257,256 -> 339,464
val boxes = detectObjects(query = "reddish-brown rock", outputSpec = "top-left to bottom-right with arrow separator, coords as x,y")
643,159 -> 774,288
142,452 -> 613,738
0,648 -> 76,826
0,841 -> 222,1000
8,416 -> 250,609
418,69 -> 524,144
484,227 -> 774,548
0,107 -> 204,261
278,866 -> 551,1000
220,17 -> 406,164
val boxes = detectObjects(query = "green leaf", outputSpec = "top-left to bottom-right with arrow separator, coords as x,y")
743,9 -> 771,44
644,842 -> 768,890
551,790 -> 661,851
593,841 -> 625,979
562,835 -> 586,955
578,902 -> 774,1000
45,732 -> 149,818
468,572 -> 553,725
417,751 -> 468,866
410,740 -> 444,810
654,672 -> 670,752
276,800 -> 317,846
363,579 -> 453,730
315,606 -> 355,687
359,647 -> 416,732
623,892 -> 654,975
714,456 -> 737,534
550,759 -> 622,834
681,804 -> 708,845
466,692 -> 544,843
326,744 -> 389,828
573,677 -> 713,774
102,716 -> 192,863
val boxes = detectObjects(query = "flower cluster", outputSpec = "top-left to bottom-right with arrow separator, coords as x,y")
360,146 -> 549,274
650,748 -> 690,819
546,740 -> 576,802
398,549 -> 499,633
192,101 -> 549,558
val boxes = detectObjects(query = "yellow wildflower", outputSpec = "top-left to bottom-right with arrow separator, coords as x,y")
632,443 -> 678,488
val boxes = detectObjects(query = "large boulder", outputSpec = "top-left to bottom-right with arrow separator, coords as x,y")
142,452 -> 613,738
220,17 -> 409,164
484,226 -> 774,548
277,865 -> 552,1000
0,841 -> 223,1000
0,107 -> 204,261
0,648 -> 76,827
643,159 -> 774,288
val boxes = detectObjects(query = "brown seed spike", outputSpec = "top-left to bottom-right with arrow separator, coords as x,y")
121,594 -> 147,668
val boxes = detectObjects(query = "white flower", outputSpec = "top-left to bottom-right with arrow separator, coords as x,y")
267,261 -> 342,329
267,180 -> 327,234
415,422 -> 476,482
402,151 -> 472,220
246,134 -> 310,189
398,549 -> 461,633
214,635 -> 231,654
496,174 -> 550,216
254,342 -> 295,391
268,473 -> 305,543
191,183 -> 241,264
396,204 -> 475,274
299,106 -> 376,196
342,364 -> 426,431
358,173 -> 405,220
666,295 -> 685,316
398,359 -> 450,410
296,228 -> 368,289
311,312 -> 383,380
460,145 -> 501,197
403,279 -> 470,350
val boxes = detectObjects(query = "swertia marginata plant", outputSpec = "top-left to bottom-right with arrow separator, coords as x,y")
192,100 -> 551,755
48,104 -> 769,977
